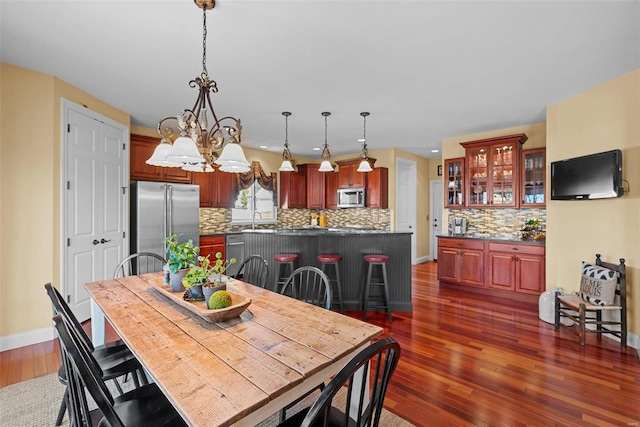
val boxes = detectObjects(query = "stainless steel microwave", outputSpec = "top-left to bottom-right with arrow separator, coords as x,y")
337,188 -> 366,208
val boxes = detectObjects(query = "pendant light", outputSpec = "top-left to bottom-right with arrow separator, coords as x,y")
279,112 -> 295,172
357,112 -> 373,172
318,112 -> 334,172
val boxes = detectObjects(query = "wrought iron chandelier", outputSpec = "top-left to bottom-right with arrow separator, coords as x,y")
357,112 -> 373,172
147,0 -> 249,173
318,112 -> 334,172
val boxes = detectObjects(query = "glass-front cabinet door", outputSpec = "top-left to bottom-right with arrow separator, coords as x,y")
444,157 -> 465,208
461,134 -> 528,208
521,148 -> 545,207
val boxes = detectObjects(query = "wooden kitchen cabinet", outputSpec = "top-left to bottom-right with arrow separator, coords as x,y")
366,167 -> 388,208
191,168 -> 236,208
437,238 -> 485,287
521,148 -> 546,207
199,235 -> 225,262
487,242 -> 545,295
336,158 -> 375,188
279,169 -> 306,208
444,157 -> 465,208
461,134 -> 528,208
130,134 -> 190,183
298,164 -> 326,209
325,172 -> 339,209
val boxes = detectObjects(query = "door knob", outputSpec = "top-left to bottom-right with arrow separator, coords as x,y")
92,239 -> 100,245
101,238 -> 111,244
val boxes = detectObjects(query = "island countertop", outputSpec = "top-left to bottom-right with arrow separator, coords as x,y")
437,233 -> 545,246
243,229 -> 412,312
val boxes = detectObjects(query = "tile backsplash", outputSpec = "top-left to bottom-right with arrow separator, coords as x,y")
200,208 -> 391,234
446,208 -> 546,235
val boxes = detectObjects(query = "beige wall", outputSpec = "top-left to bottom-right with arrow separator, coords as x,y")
546,69 -> 639,338
0,63 -> 129,340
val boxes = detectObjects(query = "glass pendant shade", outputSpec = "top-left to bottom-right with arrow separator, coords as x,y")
215,143 -> 250,172
165,135 -> 205,163
357,159 -> 373,172
318,160 -> 334,172
146,139 -> 183,167
279,160 -> 294,172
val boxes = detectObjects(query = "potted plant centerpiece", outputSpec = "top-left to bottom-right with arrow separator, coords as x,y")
164,234 -> 199,292
181,255 -> 214,301
202,252 -> 237,303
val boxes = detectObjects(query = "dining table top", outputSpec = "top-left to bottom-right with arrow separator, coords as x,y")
85,273 -> 383,427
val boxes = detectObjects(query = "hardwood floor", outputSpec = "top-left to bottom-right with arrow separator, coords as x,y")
2,261 -> 639,426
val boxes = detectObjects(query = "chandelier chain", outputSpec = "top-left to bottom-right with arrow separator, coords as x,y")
202,5 -> 208,76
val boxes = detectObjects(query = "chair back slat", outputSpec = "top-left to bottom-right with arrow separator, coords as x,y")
45,283 -> 95,352
234,254 -> 269,288
300,337 -> 401,427
114,252 -> 166,278
53,314 -> 124,427
281,266 -> 332,309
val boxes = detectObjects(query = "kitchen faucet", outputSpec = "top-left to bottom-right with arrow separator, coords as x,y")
251,211 -> 263,230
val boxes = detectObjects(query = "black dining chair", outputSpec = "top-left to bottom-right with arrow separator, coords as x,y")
280,266 -> 332,309
113,252 -> 166,278
233,254 -> 269,288
52,314 -> 188,427
45,283 -> 146,426
277,337 -> 401,427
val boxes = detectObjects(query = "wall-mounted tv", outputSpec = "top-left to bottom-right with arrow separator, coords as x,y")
550,149 -> 624,200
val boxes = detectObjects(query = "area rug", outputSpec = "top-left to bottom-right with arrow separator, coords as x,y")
0,374 -> 414,426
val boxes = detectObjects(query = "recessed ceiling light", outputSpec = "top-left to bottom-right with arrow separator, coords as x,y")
313,147 -> 320,151
431,149 -> 440,153
259,145 -> 268,149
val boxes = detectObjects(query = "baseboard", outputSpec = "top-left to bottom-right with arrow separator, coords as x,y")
0,326 -> 55,351
415,255 -> 431,264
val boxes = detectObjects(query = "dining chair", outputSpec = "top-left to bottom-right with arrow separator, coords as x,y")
277,337 -> 401,427
52,314 -> 188,427
280,266 -> 332,309
233,254 -> 269,288
44,283 -> 146,426
113,252 -> 166,278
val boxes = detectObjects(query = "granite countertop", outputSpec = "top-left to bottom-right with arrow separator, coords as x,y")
437,233 -> 545,245
242,227 -> 411,236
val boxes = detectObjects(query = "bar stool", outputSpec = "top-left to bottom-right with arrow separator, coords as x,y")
274,253 -> 298,292
318,254 -> 344,313
362,254 -> 392,323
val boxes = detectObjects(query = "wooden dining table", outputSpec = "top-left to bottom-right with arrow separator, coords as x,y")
85,273 -> 383,427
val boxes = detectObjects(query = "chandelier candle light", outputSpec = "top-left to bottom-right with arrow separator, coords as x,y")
147,0 -> 250,173
318,112 -> 334,172
279,112 -> 295,172
357,112 -> 373,172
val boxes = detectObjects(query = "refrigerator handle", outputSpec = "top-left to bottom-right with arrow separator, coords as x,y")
167,184 -> 173,238
163,184 -> 169,254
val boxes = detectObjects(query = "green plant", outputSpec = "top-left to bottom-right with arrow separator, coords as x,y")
182,255 -> 214,288
164,234 -> 199,273
210,252 -> 237,284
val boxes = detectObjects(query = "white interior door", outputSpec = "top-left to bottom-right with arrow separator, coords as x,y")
63,101 -> 127,322
395,158 -> 417,264
430,180 -> 443,260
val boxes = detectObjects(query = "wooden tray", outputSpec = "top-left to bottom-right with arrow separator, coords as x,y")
150,278 -> 251,323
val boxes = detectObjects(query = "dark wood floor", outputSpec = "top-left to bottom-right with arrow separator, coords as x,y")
2,261 -> 639,426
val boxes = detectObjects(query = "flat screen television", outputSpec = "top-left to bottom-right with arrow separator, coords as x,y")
550,149 -> 624,200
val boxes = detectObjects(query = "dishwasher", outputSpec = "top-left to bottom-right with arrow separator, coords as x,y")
225,233 -> 244,277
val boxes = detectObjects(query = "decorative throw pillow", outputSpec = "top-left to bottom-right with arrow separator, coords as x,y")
579,261 -> 618,306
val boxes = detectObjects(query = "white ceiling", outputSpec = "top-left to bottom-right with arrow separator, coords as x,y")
1,1 -> 638,159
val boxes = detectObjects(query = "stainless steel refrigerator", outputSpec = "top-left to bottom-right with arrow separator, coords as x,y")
130,181 -> 200,257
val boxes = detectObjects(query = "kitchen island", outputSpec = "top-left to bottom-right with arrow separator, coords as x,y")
242,228 -> 412,312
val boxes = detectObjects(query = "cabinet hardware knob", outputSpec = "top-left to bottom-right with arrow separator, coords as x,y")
92,239 -> 100,245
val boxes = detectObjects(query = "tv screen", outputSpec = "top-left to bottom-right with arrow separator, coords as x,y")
550,149 -> 623,200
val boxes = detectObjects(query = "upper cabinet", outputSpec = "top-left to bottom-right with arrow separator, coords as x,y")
336,158 -> 374,188
444,157 -> 465,208
130,134 -> 190,183
461,134 -> 528,208
279,169 -> 306,209
325,172 -> 339,209
191,167 -> 236,208
299,164 -> 326,209
367,167 -> 389,209
521,148 -> 546,208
